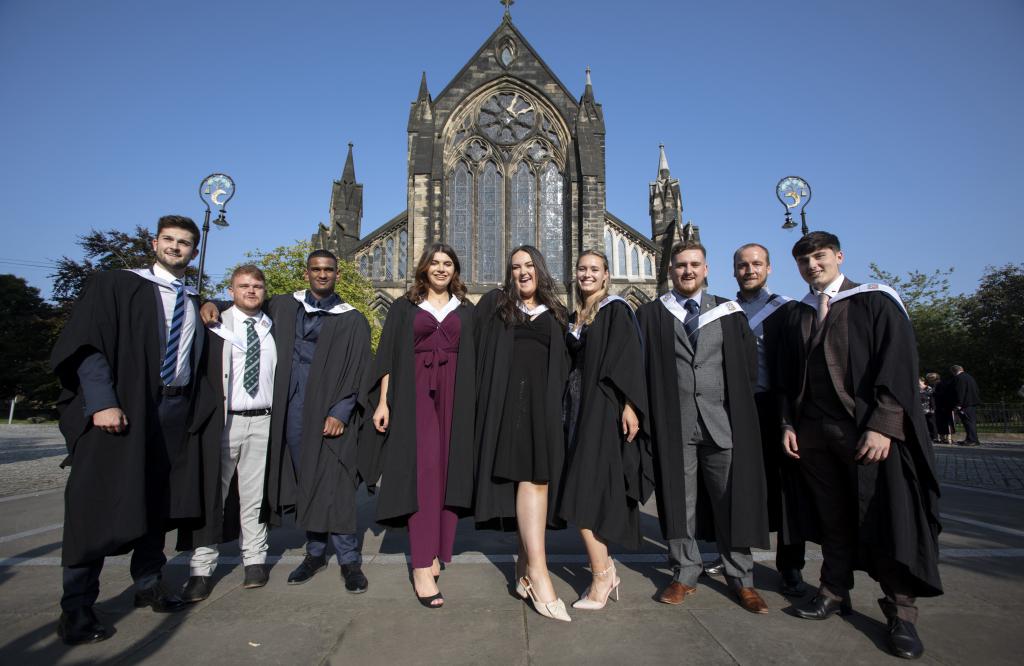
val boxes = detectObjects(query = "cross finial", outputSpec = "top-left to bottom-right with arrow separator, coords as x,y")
501,0 -> 514,18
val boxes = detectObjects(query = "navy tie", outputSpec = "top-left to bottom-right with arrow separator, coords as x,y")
683,299 -> 700,347
160,279 -> 186,385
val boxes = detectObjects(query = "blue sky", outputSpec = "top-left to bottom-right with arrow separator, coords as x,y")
1,0 -> 1021,300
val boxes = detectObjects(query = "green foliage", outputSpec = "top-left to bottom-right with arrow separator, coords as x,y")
222,240 -> 382,349
0,275 -> 61,406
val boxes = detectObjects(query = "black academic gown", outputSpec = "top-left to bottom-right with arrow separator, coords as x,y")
556,300 -> 653,549
50,270 -> 203,567
473,289 -> 569,530
359,296 -> 476,526
265,294 -> 371,535
779,285 -> 943,597
636,295 -> 769,550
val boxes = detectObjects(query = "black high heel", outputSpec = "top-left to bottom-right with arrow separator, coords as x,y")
417,591 -> 444,608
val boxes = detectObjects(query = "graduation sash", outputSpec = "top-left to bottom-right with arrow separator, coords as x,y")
800,283 -> 909,319
569,294 -> 628,339
745,293 -> 793,330
659,292 -> 741,330
126,267 -> 199,296
517,302 -> 549,318
209,312 -> 273,351
418,295 -> 462,322
293,290 -> 354,315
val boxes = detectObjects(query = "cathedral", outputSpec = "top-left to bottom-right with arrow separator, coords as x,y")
311,9 -> 686,316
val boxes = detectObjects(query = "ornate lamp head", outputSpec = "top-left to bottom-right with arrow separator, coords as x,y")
775,176 -> 811,235
199,173 -> 235,227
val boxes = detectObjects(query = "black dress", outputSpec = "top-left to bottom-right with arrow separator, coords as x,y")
493,311 -> 553,483
563,316 -> 587,452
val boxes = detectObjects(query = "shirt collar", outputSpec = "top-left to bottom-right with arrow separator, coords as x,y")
672,289 -> 702,308
737,287 -> 771,304
811,273 -> 846,298
231,307 -> 264,326
305,290 -> 341,310
152,263 -> 184,284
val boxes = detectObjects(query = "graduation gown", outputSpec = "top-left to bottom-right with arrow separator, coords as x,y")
779,284 -> 943,597
265,294 -> 371,534
636,295 -> 769,549
50,270 -> 203,567
473,289 -> 569,530
556,299 -> 653,549
359,296 -> 476,526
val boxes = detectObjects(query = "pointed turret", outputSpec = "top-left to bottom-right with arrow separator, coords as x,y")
417,70 -> 430,104
650,144 -> 683,294
576,66 -> 605,179
658,143 -> 670,178
313,141 -> 363,259
341,142 -> 356,184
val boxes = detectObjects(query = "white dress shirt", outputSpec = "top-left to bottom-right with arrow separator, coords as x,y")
227,307 -> 277,411
152,262 -> 197,387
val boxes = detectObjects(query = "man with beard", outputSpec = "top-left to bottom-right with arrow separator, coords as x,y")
732,243 -> 815,597
50,216 -> 203,644
201,250 -> 371,593
780,231 -> 942,659
637,239 -> 770,614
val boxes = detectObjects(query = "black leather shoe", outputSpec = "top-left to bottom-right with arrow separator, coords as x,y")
243,564 -> 269,589
887,618 -> 924,659
287,554 -> 327,585
57,608 -> 111,645
133,583 -> 187,613
702,559 -> 725,577
794,594 -> 852,620
180,576 -> 212,603
341,563 -> 368,593
779,570 -> 809,597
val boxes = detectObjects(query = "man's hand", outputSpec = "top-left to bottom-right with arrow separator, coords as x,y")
200,302 -> 221,326
621,402 -> 640,443
93,407 -> 128,434
323,416 -> 344,438
373,403 -> 390,433
855,430 -> 891,464
782,427 -> 800,459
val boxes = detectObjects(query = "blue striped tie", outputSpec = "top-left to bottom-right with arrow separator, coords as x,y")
243,318 -> 260,397
683,299 -> 700,347
160,279 -> 186,385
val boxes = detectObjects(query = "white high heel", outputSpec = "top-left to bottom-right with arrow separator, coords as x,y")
520,576 -> 571,622
572,561 -> 621,610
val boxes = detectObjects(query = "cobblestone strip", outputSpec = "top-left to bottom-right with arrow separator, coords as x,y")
935,450 -> 1024,495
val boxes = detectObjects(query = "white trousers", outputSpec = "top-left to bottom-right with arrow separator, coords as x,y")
190,414 -> 270,575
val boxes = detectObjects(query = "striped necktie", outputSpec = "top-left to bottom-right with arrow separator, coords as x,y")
243,318 -> 260,397
160,279 -> 186,385
683,299 -> 700,347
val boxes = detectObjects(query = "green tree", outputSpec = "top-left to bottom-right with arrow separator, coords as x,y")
0,275 -> 61,408
956,264 -> 1024,401
223,240 -> 382,349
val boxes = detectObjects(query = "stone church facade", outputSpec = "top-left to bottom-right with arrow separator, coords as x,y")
311,13 -> 686,317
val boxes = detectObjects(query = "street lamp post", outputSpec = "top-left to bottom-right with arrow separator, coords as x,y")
196,173 -> 235,295
775,176 -> 812,235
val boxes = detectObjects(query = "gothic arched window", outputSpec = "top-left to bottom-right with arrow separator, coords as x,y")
644,255 -> 653,277
631,246 -> 639,277
617,238 -> 626,275
372,246 -> 383,280
359,255 -> 368,277
449,162 -> 472,280
539,162 -> 564,280
398,230 -> 408,279
385,237 -> 395,280
511,162 -> 535,249
477,161 -> 503,283
604,229 -> 613,258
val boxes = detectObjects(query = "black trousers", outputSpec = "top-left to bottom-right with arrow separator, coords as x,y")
754,392 -> 806,576
797,413 -> 919,623
959,406 -> 979,443
61,394 -> 188,612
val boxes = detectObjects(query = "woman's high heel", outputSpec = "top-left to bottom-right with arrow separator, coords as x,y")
520,576 -> 571,622
571,561 -> 621,610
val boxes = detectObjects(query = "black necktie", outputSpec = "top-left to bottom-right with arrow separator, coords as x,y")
683,299 -> 700,347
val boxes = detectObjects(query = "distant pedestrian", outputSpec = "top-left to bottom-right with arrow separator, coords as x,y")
919,377 -> 937,442
951,365 -> 981,446
933,373 -> 957,444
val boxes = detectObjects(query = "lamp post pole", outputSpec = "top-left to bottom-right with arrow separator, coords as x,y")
196,173 -> 235,295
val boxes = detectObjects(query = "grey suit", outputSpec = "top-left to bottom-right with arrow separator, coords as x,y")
668,291 -> 754,587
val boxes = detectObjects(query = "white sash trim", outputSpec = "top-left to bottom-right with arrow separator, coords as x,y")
659,291 -> 690,326
801,283 -> 909,319
518,302 -> 549,318
746,294 -> 793,330
210,309 -> 273,351
418,295 -> 462,322
293,290 -> 354,315
696,300 -> 742,330
209,323 -> 246,351
569,295 -> 627,339
126,268 -> 198,296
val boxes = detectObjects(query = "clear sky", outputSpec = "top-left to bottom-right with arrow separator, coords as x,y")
1,0 -> 1021,300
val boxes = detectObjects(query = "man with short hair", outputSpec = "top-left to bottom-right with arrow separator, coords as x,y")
201,250 -> 372,593
732,242 -> 815,597
779,231 -> 942,659
50,215 -> 204,644
950,365 -> 981,446
637,240 -> 770,614
178,265 -> 277,601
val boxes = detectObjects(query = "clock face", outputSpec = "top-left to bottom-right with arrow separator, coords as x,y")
776,176 -> 810,209
478,92 -> 536,145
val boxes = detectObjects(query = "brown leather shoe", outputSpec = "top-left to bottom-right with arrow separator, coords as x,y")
733,586 -> 768,614
658,581 -> 697,605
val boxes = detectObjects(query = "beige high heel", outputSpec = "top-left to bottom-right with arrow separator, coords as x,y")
514,557 -> 528,598
520,576 -> 571,622
572,561 -> 621,610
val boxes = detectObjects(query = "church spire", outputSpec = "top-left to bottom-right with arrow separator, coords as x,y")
417,71 -> 430,103
658,143 -> 670,178
582,65 -> 594,102
342,142 -> 356,184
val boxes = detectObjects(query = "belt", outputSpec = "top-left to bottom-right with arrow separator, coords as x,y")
160,385 -> 191,397
228,408 -> 272,417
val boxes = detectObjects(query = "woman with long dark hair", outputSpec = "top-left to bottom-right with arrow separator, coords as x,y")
360,243 -> 475,608
559,250 -> 650,610
474,245 -> 571,622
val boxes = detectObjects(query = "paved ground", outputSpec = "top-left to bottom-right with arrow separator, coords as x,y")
1,425 -> 1023,664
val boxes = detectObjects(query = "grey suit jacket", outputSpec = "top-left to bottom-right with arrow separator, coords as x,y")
673,291 -> 733,449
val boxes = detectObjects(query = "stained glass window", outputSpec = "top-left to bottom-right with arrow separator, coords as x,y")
617,238 -> 626,275
644,255 -> 653,277
631,246 -> 639,276
373,246 -> 383,280
449,162 -> 472,281
539,162 -> 564,281
359,255 -> 368,277
511,162 -> 535,249
477,162 -> 503,282
385,237 -> 394,280
398,230 -> 408,279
